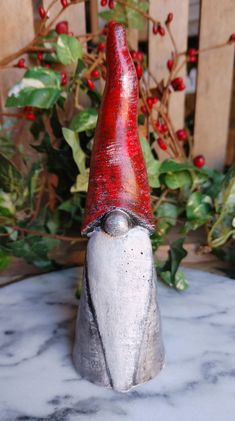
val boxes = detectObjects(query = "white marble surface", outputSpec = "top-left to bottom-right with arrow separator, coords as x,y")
0,268 -> 235,421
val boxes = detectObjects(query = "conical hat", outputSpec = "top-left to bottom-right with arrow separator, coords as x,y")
81,21 -> 154,235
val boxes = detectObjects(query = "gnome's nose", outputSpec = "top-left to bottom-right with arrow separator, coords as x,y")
102,209 -> 131,236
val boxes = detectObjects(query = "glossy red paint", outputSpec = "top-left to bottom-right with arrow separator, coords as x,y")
81,21 -> 154,236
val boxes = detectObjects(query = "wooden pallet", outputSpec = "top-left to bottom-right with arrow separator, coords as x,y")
0,1 -> 234,169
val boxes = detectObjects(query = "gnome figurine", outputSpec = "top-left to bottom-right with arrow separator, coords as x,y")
73,21 -> 165,392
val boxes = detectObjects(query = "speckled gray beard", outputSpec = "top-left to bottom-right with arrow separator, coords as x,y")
73,226 -> 165,392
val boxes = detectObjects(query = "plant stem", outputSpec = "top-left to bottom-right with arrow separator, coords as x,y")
5,225 -> 85,243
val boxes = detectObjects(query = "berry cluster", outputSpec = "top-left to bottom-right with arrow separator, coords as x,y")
38,0 -> 69,20
13,1 -> 228,171
152,23 -> 165,37
100,0 -> 114,8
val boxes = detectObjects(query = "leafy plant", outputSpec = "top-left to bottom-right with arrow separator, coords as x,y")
0,0 -> 234,289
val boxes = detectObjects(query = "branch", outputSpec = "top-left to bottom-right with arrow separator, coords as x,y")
5,225 -> 84,243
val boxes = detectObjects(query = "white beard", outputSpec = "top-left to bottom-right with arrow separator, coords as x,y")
73,226 -> 165,392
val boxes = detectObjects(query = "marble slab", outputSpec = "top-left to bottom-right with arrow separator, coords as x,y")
0,268 -> 235,421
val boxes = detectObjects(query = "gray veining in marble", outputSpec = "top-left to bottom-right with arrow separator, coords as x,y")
0,268 -> 235,421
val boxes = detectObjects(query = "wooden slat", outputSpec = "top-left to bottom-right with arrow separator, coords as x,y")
43,0 -> 86,34
127,29 -> 138,51
194,0 -> 235,170
89,0 -> 101,45
0,0 -> 35,113
0,0 -> 35,60
149,0 -> 189,131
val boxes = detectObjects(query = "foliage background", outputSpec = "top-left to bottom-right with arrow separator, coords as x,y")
0,0 -> 234,290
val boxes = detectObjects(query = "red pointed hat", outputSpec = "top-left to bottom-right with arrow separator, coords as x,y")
81,21 -> 154,235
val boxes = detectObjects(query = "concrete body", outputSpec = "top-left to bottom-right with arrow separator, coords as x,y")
73,225 -> 165,392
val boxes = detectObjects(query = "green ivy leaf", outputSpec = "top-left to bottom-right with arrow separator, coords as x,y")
208,165 -> 235,248
10,235 -> 59,269
6,67 -> 61,109
164,170 -> 192,189
69,108 -> 98,132
70,170 -> 89,193
27,162 -> 43,205
160,159 -> 207,175
62,128 -> 86,174
0,153 -> 24,198
74,59 -> 87,78
140,137 -> 161,188
59,194 -> 82,219
3,227 -> 18,241
99,0 -> 148,29
159,269 -> 188,291
126,0 -> 149,30
99,5 -> 127,25
186,191 -> 212,230
0,250 -> 11,272
0,135 -> 16,157
57,35 -> 83,65
198,167 -> 224,198
0,190 -> 16,217
152,203 -> 178,250
157,238 -> 188,291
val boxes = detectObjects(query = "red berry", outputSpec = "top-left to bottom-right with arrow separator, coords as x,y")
61,0 -> 68,8
147,97 -> 154,109
37,52 -> 43,61
188,48 -> 197,57
55,21 -> 69,35
156,119 -> 168,134
188,48 -> 197,63
130,50 -> 137,60
189,55 -> 197,63
136,51 -> 144,62
229,33 -> 235,43
26,111 -> 36,121
171,77 -> 185,91
158,25 -> 165,37
152,23 -> 158,35
161,123 -> 168,133
100,0 -> 108,6
98,42 -> 105,52
87,79 -> 95,90
91,69 -> 100,79
17,58 -> 26,68
38,5 -> 46,19
193,155 -> 205,168
140,105 -> 148,115
60,71 -> 68,86
108,0 -> 114,9
135,63 -> 143,79
44,64 -> 51,69
176,128 -> 188,141
167,59 -> 174,71
152,96 -> 158,104
157,137 -> 167,151
166,12 -> 173,25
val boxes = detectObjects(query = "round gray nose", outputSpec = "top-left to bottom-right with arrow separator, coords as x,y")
103,209 -> 131,237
